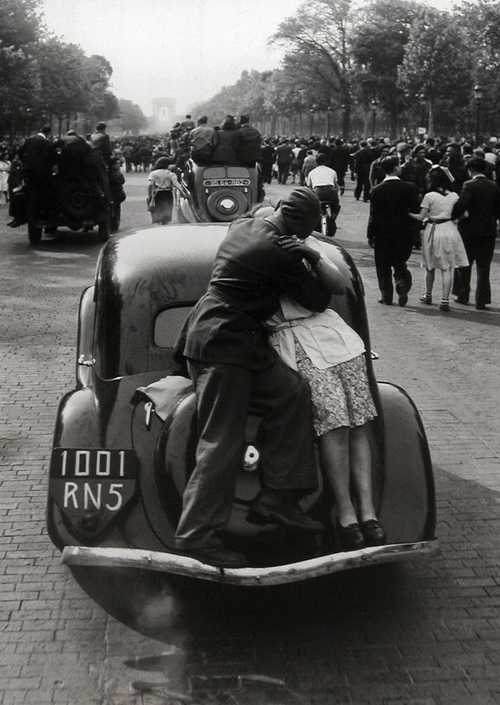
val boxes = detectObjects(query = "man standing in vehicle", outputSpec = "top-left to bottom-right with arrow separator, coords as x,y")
235,114 -> 262,168
189,115 -> 217,165
174,188 -> 333,567
19,124 -> 55,228
90,122 -> 112,165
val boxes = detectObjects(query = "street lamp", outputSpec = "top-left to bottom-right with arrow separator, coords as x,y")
474,83 -> 483,144
370,98 -> 379,138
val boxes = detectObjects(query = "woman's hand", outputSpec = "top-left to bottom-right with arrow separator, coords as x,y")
275,235 -> 321,265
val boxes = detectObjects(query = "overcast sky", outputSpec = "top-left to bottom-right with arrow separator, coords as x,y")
41,0 -> 456,116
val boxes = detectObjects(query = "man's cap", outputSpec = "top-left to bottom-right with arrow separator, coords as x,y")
96,122 -> 106,130
281,187 -> 321,236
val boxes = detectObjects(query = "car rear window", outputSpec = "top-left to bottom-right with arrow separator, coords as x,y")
154,306 -> 192,348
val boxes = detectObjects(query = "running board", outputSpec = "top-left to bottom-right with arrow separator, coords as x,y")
62,540 -> 439,586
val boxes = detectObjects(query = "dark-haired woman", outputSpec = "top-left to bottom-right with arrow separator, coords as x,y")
147,157 -> 180,224
413,166 -> 468,311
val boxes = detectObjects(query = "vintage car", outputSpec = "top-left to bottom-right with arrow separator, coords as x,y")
175,160 -> 259,223
26,150 -> 124,246
47,224 -> 438,618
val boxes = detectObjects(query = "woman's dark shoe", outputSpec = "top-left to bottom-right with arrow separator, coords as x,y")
439,301 -> 450,312
361,519 -> 386,547
419,293 -> 432,305
336,522 -> 365,551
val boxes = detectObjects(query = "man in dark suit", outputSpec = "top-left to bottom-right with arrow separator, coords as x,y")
452,157 -> 500,309
353,140 -> 376,202
174,188 -> 331,567
368,156 -> 421,306
19,124 -> 55,225
259,139 -> 275,184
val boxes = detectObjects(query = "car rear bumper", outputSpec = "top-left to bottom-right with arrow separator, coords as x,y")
62,540 -> 439,586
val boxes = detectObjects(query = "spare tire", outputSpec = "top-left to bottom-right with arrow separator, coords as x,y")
59,180 -> 101,221
206,188 -> 248,222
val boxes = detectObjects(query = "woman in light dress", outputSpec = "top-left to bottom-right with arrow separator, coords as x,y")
255,200 -> 384,552
414,166 -> 469,311
147,157 -> 181,225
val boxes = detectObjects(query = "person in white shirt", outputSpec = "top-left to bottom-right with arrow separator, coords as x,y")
306,153 -> 340,234
147,158 -> 181,224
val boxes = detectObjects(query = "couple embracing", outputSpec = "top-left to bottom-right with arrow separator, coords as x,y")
173,188 -> 385,567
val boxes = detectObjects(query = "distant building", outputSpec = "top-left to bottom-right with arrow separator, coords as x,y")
152,98 -> 176,130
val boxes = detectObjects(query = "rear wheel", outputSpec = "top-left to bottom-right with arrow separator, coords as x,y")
28,222 -> 42,246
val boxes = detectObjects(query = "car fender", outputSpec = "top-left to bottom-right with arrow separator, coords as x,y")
376,381 -> 436,544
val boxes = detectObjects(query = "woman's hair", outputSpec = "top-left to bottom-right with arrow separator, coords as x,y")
427,165 -> 453,192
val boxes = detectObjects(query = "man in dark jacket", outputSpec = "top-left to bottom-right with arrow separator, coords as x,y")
19,124 -> 55,225
353,141 -> 376,202
174,188 -> 331,567
275,140 -> 294,184
368,156 -> 420,306
90,122 -> 112,165
235,115 -> 262,167
259,139 -> 275,184
452,157 -> 500,309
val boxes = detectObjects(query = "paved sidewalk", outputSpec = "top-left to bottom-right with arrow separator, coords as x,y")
0,177 -> 500,704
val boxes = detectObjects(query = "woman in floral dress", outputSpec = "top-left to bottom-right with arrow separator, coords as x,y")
266,233 -> 384,552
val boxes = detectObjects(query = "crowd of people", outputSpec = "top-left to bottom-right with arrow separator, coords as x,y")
2,114 -> 500,568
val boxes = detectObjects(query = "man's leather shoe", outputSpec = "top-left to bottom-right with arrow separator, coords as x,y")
175,541 -> 246,568
361,519 -> 386,547
7,220 -> 21,227
336,522 -> 365,551
476,303 -> 488,310
249,491 -> 324,532
454,296 -> 469,305
378,298 -> 393,305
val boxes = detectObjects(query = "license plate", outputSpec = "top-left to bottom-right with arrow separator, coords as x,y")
50,449 -> 137,530
203,178 -> 250,187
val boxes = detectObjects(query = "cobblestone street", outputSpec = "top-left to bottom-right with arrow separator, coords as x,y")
1,174 -> 500,704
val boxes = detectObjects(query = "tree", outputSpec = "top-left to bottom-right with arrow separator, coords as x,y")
83,54 -> 118,123
36,39 -> 88,128
0,0 -> 42,48
0,0 -> 43,134
270,0 -> 353,136
455,0 -> 500,135
116,99 -> 147,134
192,70 -> 272,127
351,0 -> 423,137
398,8 -> 473,136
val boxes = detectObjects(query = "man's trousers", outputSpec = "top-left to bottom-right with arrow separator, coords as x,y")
374,247 -> 412,304
453,237 -> 495,306
175,356 -> 317,549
